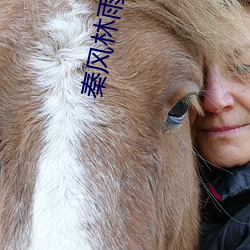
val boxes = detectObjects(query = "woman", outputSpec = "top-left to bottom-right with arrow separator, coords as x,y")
191,3 -> 250,250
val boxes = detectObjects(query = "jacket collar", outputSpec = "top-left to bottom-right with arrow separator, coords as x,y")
201,161 -> 250,202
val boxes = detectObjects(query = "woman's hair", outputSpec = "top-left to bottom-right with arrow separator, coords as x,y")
239,0 -> 250,7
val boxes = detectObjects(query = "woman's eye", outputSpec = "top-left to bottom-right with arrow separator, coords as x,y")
235,64 -> 250,76
166,98 -> 190,126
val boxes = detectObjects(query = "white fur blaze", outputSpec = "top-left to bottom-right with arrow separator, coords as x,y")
29,1 -> 101,249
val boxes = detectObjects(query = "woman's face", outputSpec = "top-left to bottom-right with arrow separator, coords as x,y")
191,8 -> 250,168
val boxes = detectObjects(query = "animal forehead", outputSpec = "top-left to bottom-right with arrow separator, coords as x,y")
112,14 -> 203,97
119,12 -> 202,67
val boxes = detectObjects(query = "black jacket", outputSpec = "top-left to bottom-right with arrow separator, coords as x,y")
199,162 -> 250,250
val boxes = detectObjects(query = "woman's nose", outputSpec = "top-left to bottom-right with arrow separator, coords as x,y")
201,66 -> 235,113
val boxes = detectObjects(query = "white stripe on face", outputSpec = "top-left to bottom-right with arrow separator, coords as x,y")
30,1 -> 100,249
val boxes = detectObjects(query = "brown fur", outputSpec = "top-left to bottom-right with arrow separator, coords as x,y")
0,0 -> 246,249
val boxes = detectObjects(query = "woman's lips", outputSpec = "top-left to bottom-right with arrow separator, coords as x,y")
200,124 -> 249,136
